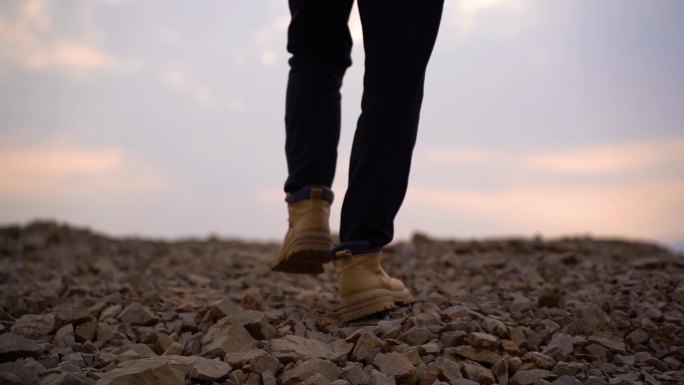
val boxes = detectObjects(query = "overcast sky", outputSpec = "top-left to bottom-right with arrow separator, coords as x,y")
1,0 -> 683,250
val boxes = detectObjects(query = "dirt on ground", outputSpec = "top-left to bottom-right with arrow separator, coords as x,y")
0,221 -> 682,385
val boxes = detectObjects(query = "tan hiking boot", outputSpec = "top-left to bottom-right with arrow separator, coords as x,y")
333,249 -> 414,322
271,187 -> 333,274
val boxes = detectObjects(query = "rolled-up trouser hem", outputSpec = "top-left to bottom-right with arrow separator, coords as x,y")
330,241 -> 382,259
285,184 -> 335,204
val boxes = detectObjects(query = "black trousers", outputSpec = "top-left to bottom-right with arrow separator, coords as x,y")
284,0 -> 444,252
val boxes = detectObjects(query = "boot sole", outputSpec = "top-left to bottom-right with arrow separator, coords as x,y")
271,232 -> 332,275
338,288 -> 415,322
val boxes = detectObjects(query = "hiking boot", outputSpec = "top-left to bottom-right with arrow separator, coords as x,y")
271,186 -> 333,274
333,249 -> 414,322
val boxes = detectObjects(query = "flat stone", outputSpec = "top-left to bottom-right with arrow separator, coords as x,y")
416,362 -> 439,385
281,358 -> 341,385
252,353 -> 283,374
537,292 -> 563,308
75,319 -> 98,342
630,257 -> 662,269
550,375 -> 581,385
201,316 -> 256,357
438,359 -> 462,382
451,380 -> 479,385
417,342 -> 440,356
239,310 -> 277,340
162,341 -> 184,356
95,358 -> 184,385
211,298 -> 244,319
341,364 -> 370,385
224,349 -> 269,368
508,296 -> 534,314
462,362 -> 494,385
158,355 -> 199,377
373,352 -> 417,385
510,369 -> 555,385
553,362 -> 585,377
62,351 -> 86,368
613,354 -> 635,366
0,333 -> 43,361
585,343 -> 608,361
440,331 -> 467,347
448,345 -> 501,365
573,303 -> 608,334
117,303 -> 158,326
113,343 -> 157,359
99,305 -> 122,320
406,327 -> 432,346
482,318 -> 508,338
272,335 -> 347,363
588,335 -> 626,353
10,314 -> 55,339
54,324 -> 76,347
228,368 -> 247,384
262,370 -> 278,385
41,371 -> 95,385
522,351 -> 556,369
369,369 -> 396,385
467,332 -> 498,348
351,331 -> 384,364
634,352 -> 668,371
542,333 -> 574,361
190,357 -> 231,381
301,373 -> 334,385
442,305 -> 470,319
492,358 -> 508,385
0,358 -> 44,385
626,329 -> 649,345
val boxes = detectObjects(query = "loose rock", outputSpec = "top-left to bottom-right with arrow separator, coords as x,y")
373,352 -> 417,385
281,358 -> 341,385
117,303 -> 157,326
10,314 -> 54,339
201,316 -> 256,357
0,333 -> 43,361
95,358 -> 184,385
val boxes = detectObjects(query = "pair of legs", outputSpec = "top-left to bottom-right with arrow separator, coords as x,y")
284,0 -> 444,252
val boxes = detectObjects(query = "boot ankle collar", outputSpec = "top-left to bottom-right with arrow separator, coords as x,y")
285,185 -> 334,204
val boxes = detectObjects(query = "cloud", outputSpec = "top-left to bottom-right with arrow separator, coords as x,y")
520,137 -> 684,175
445,0 -> 533,39
420,148 -> 494,165
0,145 -> 166,196
260,51 -> 277,67
160,67 -> 214,105
405,179 -> 684,242
418,135 -> 684,177
404,135 -> 684,243
0,0 -> 138,78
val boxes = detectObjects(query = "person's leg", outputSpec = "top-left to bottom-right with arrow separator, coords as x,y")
274,0 -> 354,275
332,0 -> 444,321
338,0 -> 444,251
284,0 -> 354,195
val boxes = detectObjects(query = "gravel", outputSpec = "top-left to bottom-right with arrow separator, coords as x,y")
0,221 -> 683,385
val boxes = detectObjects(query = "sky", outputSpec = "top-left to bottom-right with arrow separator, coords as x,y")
1,0 -> 683,251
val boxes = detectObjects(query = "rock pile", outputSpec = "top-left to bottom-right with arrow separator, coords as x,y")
0,221 -> 682,385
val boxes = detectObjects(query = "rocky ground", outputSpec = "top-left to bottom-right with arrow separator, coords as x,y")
0,221 -> 683,385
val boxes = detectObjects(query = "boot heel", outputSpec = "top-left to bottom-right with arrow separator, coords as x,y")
271,231 -> 332,275
288,230 -> 333,251
337,289 -> 397,322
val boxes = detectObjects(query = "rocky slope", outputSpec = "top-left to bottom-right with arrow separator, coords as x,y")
0,221 -> 682,385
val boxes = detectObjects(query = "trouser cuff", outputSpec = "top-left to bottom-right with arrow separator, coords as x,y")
285,184 -> 334,204
330,241 -> 382,260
